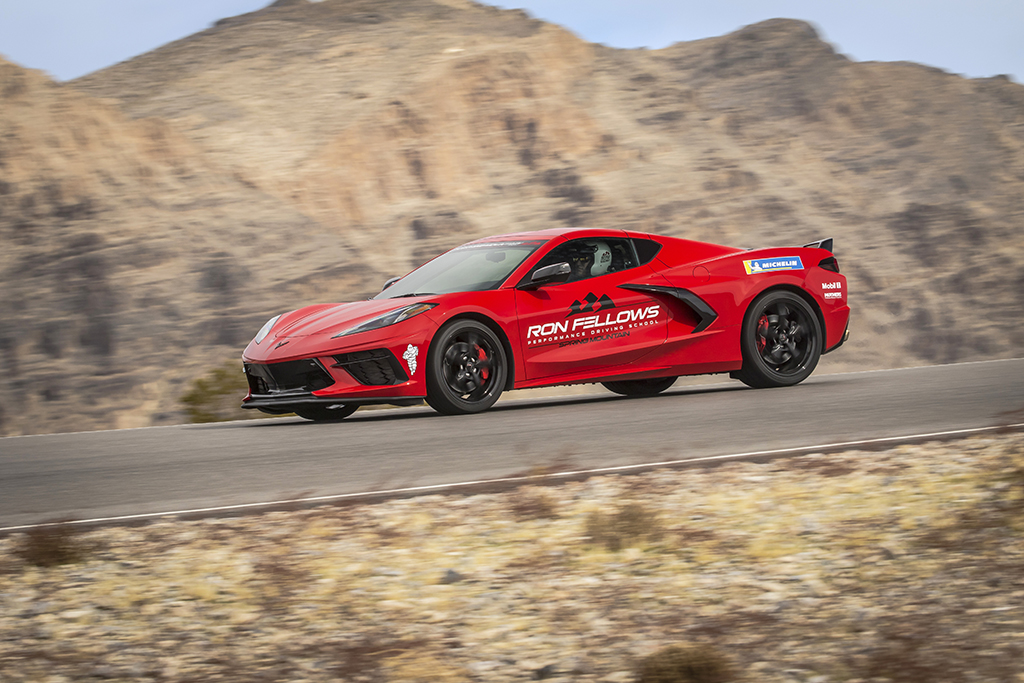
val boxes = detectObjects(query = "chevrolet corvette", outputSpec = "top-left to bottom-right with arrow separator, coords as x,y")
241,228 -> 849,421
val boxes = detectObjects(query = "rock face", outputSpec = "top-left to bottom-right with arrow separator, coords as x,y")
0,57 -> 368,434
1,0 -> 1023,434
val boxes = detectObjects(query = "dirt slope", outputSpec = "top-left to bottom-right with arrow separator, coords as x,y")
0,57 -> 371,435
1,0 -> 1021,434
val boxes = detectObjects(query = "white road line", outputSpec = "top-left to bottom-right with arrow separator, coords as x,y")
820,356 -> 1024,377
2,422 -> 1021,534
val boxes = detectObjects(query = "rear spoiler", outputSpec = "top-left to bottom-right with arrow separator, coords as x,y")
743,238 -> 834,252
801,238 -> 833,253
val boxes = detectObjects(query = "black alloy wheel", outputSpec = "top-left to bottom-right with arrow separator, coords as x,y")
294,403 -> 358,422
733,290 -> 822,389
426,319 -> 507,415
602,376 -> 678,396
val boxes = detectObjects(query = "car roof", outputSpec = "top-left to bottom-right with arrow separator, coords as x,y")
470,227 -> 643,243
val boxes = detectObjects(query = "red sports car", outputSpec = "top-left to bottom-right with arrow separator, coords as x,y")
241,228 -> 849,421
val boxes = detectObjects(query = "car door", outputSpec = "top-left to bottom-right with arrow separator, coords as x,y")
514,237 -> 667,380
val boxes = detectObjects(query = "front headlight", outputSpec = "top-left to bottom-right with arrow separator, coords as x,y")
332,303 -> 437,339
253,315 -> 282,345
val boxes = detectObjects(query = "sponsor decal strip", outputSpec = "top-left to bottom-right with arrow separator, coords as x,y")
743,256 -> 804,274
5,422 -> 1021,534
821,281 -> 844,300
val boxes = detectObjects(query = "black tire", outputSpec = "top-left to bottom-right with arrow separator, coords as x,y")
294,403 -> 358,422
426,319 -> 507,415
732,290 -> 822,389
256,407 -> 292,415
602,376 -> 677,396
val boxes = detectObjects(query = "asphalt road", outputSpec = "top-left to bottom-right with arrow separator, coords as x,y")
1,360 -> 1022,529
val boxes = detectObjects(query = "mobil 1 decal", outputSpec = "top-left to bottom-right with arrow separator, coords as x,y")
526,293 -> 662,348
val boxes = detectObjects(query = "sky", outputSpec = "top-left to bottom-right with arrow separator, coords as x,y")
0,0 -> 1020,83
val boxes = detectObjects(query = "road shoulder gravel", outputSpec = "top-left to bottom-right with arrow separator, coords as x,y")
1,432 -> 1022,682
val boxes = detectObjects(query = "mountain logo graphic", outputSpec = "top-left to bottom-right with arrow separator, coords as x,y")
566,293 -> 616,318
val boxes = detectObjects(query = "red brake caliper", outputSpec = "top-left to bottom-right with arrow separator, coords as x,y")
756,315 -> 769,353
477,346 -> 489,381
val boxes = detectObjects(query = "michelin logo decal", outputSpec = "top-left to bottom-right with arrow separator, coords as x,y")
743,256 -> 804,275
403,344 -> 419,375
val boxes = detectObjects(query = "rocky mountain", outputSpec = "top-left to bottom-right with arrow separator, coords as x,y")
2,0 -> 1022,435
0,55 -> 368,435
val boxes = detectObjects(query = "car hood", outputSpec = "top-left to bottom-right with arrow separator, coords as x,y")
271,299 -> 430,340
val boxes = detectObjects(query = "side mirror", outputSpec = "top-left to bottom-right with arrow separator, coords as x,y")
518,262 -> 571,290
381,276 -> 402,291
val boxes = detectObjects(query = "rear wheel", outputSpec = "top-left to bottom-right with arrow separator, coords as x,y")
294,404 -> 358,422
426,319 -> 507,415
732,290 -> 821,389
602,376 -> 677,396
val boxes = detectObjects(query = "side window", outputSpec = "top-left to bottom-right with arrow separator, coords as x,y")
632,238 -> 663,266
533,238 -> 638,283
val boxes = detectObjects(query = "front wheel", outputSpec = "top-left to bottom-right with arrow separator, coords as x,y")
732,290 -> 822,389
602,376 -> 677,396
426,319 -> 507,415
294,403 -> 358,422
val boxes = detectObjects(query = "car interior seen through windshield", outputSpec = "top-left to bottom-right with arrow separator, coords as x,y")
375,240 -> 547,298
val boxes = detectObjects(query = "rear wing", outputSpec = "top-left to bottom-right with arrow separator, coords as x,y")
744,238 -> 834,253
801,238 -> 833,253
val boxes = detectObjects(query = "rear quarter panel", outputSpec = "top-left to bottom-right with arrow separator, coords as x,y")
657,246 -> 850,352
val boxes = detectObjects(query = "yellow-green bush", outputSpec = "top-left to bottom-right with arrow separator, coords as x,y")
585,502 -> 662,551
180,361 -> 279,423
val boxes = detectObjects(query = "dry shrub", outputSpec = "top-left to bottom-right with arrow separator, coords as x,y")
917,444 -> 1024,549
859,632 -> 945,683
251,550 -> 310,614
373,522 -> 408,546
383,649 -> 469,682
324,637 -> 431,681
180,361 -> 269,423
509,486 -> 558,520
846,607 -> 1023,682
637,644 -> 735,683
999,445 -> 1024,516
783,454 -> 857,478
13,523 -> 87,567
853,616 -> 980,683
585,502 -> 662,551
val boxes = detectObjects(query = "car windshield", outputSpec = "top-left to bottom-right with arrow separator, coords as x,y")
374,240 -> 548,299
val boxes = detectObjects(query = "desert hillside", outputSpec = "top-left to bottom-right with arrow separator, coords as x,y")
0,56 -> 370,435
1,0 -> 1022,435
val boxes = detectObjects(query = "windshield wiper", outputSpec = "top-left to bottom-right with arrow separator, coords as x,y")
391,292 -> 437,298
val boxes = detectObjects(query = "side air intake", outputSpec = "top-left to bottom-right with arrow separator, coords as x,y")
618,284 -> 718,333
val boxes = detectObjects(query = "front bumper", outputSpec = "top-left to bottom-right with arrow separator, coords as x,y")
242,393 -> 424,411
241,325 -> 436,410
241,349 -> 426,410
